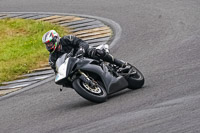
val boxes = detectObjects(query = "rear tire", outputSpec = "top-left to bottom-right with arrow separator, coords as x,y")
127,66 -> 145,89
72,78 -> 107,103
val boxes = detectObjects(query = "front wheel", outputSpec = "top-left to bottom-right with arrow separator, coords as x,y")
126,66 -> 145,89
72,78 -> 107,103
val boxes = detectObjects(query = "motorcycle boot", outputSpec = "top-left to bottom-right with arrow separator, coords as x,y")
103,53 -> 127,68
87,48 -> 127,67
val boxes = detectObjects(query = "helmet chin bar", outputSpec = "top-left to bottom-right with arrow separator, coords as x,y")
46,45 -> 54,53
49,42 -> 58,53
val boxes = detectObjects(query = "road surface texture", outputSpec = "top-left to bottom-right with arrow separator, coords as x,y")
0,0 -> 200,133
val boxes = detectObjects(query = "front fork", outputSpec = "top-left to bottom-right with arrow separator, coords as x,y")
78,70 -> 96,88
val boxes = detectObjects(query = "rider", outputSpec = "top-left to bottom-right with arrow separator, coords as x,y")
42,30 -> 127,73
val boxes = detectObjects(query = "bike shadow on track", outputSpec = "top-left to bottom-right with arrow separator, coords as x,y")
108,86 -> 146,99
42,84 -> 147,115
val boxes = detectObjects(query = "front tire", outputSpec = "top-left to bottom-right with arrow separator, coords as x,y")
72,78 -> 107,103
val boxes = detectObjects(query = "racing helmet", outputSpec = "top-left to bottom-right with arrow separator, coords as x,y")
42,30 -> 60,53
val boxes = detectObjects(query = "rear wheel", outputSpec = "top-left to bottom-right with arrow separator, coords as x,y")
72,78 -> 107,103
126,66 -> 145,89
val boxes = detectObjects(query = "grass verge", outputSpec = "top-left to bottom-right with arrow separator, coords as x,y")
0,18 -> 69,84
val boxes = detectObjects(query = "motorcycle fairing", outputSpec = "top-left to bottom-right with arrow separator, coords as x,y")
55,58 -> 69,83
55,54 -> 78,85
76,58 -> 129,94
55,55 -> 129,94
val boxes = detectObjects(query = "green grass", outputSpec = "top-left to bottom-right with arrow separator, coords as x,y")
0,18 -> 69,84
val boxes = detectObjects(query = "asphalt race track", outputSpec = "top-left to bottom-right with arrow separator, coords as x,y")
1,0 -> 200,133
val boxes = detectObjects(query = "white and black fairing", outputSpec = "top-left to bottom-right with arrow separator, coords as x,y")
55,53 -> 128,95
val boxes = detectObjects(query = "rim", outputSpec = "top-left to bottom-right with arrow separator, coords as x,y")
82,82 -> 102,94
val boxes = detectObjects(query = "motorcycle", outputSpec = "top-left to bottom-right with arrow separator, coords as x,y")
55,44 -> 144,103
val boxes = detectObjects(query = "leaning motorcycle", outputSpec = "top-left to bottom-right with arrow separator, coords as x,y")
55,44 -> 144,103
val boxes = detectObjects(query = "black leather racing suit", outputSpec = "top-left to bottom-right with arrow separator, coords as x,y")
49,35 -> 125,72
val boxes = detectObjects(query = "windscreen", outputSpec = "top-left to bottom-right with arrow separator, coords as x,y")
55,53 -> 67,70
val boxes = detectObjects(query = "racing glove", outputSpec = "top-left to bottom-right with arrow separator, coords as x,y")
75,47 -> 85,57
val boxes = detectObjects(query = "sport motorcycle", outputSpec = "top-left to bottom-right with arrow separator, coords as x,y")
55,44 -> 144,103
